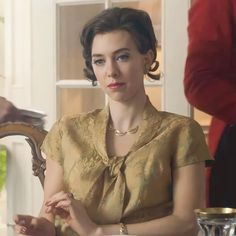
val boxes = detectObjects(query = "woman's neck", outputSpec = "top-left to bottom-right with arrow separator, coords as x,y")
108,94 -> 147,131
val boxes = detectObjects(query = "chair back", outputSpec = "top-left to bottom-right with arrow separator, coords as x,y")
0,122 -> 47,186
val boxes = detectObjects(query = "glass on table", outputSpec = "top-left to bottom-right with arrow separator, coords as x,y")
195,208 -> 236,236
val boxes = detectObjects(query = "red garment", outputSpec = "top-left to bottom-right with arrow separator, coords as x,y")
184,0 -> 236,156
184,0 -> 236,206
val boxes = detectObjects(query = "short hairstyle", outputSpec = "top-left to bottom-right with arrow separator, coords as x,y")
80,7 -> 160,85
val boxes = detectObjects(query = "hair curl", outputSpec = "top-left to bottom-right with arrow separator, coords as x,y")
80,7 -> 160,85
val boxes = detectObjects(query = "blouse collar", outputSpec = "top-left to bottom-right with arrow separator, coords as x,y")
93,97 -> 162,165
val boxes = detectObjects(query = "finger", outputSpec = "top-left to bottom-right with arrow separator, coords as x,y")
45,199 -> 71,214
45,191 -> 68,206
53,207 -> 70,219
46,204 -> 69,219
55,199 -> 71,209
45,192 -> 75,211
14,224 -> 27,235
45,200 -> 69,213
20,218 -> 40,235
45,204 -> 53,213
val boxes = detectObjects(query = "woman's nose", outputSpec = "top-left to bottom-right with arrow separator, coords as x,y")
106,60 -> 119,78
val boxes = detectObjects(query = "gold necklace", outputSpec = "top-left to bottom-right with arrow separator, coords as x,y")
108,124 -> 139,136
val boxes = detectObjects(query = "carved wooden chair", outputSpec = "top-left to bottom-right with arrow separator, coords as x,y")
0,122 -> 48,186
0,122 -> 66,235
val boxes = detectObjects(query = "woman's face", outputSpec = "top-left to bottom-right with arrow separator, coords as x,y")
91,30 -> 153,102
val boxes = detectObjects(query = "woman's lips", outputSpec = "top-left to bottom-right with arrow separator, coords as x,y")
107,82 -> 125,89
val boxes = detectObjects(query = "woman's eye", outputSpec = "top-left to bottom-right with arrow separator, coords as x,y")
93,59 -> 105,66
116,54 -> 130,62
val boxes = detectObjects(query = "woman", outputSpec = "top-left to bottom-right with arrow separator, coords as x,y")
14,7 -> 212,236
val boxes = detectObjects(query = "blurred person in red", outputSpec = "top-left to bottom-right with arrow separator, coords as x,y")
184,0 -> 236,207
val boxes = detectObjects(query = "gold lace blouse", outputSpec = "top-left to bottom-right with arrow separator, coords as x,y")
41,99 -> 212,233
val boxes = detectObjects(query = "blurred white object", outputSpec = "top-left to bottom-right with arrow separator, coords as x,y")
20,109 -> 46,128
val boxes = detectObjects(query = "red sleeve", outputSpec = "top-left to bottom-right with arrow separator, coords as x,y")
184,0 -> 236,124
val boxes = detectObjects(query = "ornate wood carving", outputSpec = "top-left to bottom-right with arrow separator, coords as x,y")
0,122 -> 47,186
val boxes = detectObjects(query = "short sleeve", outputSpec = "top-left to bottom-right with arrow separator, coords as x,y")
172,119 -> 213,168
41,119 -> 63,165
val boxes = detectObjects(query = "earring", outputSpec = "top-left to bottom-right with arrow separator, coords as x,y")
145,73 -> 156,82
144,65 -> 156,82
143,60 -> 162,81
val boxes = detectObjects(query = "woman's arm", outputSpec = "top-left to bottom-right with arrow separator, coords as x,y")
39,154 -> 64,221
46,162 -> 205,236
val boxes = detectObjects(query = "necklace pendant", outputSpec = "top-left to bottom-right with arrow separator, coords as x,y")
114,130 -> 127,136
109,123 -> 139,136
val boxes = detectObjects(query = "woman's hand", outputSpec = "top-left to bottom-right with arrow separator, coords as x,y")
14,214 -> 56,236
45,191 -> 101,236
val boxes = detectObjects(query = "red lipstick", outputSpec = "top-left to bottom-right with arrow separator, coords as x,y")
107,82 -> 125,89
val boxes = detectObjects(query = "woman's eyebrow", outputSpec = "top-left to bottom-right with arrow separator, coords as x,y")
113,48 -> 130,54
92,53 -> 103,58
92,48 -> 130,58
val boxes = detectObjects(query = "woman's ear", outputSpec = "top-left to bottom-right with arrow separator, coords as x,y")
144,49 -> 155,70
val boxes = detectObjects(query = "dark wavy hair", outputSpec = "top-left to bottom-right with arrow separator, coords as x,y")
80,7 -> 160,86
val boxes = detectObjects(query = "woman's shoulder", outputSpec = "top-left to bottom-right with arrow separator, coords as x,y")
157,110 -> 202,131
54,108 -> 103,130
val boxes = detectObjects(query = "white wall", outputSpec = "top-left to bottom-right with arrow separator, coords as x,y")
0,1 -> 6,235
162,0 -> 190,116
3,1 -> 43,235
0,0 -> 5,95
